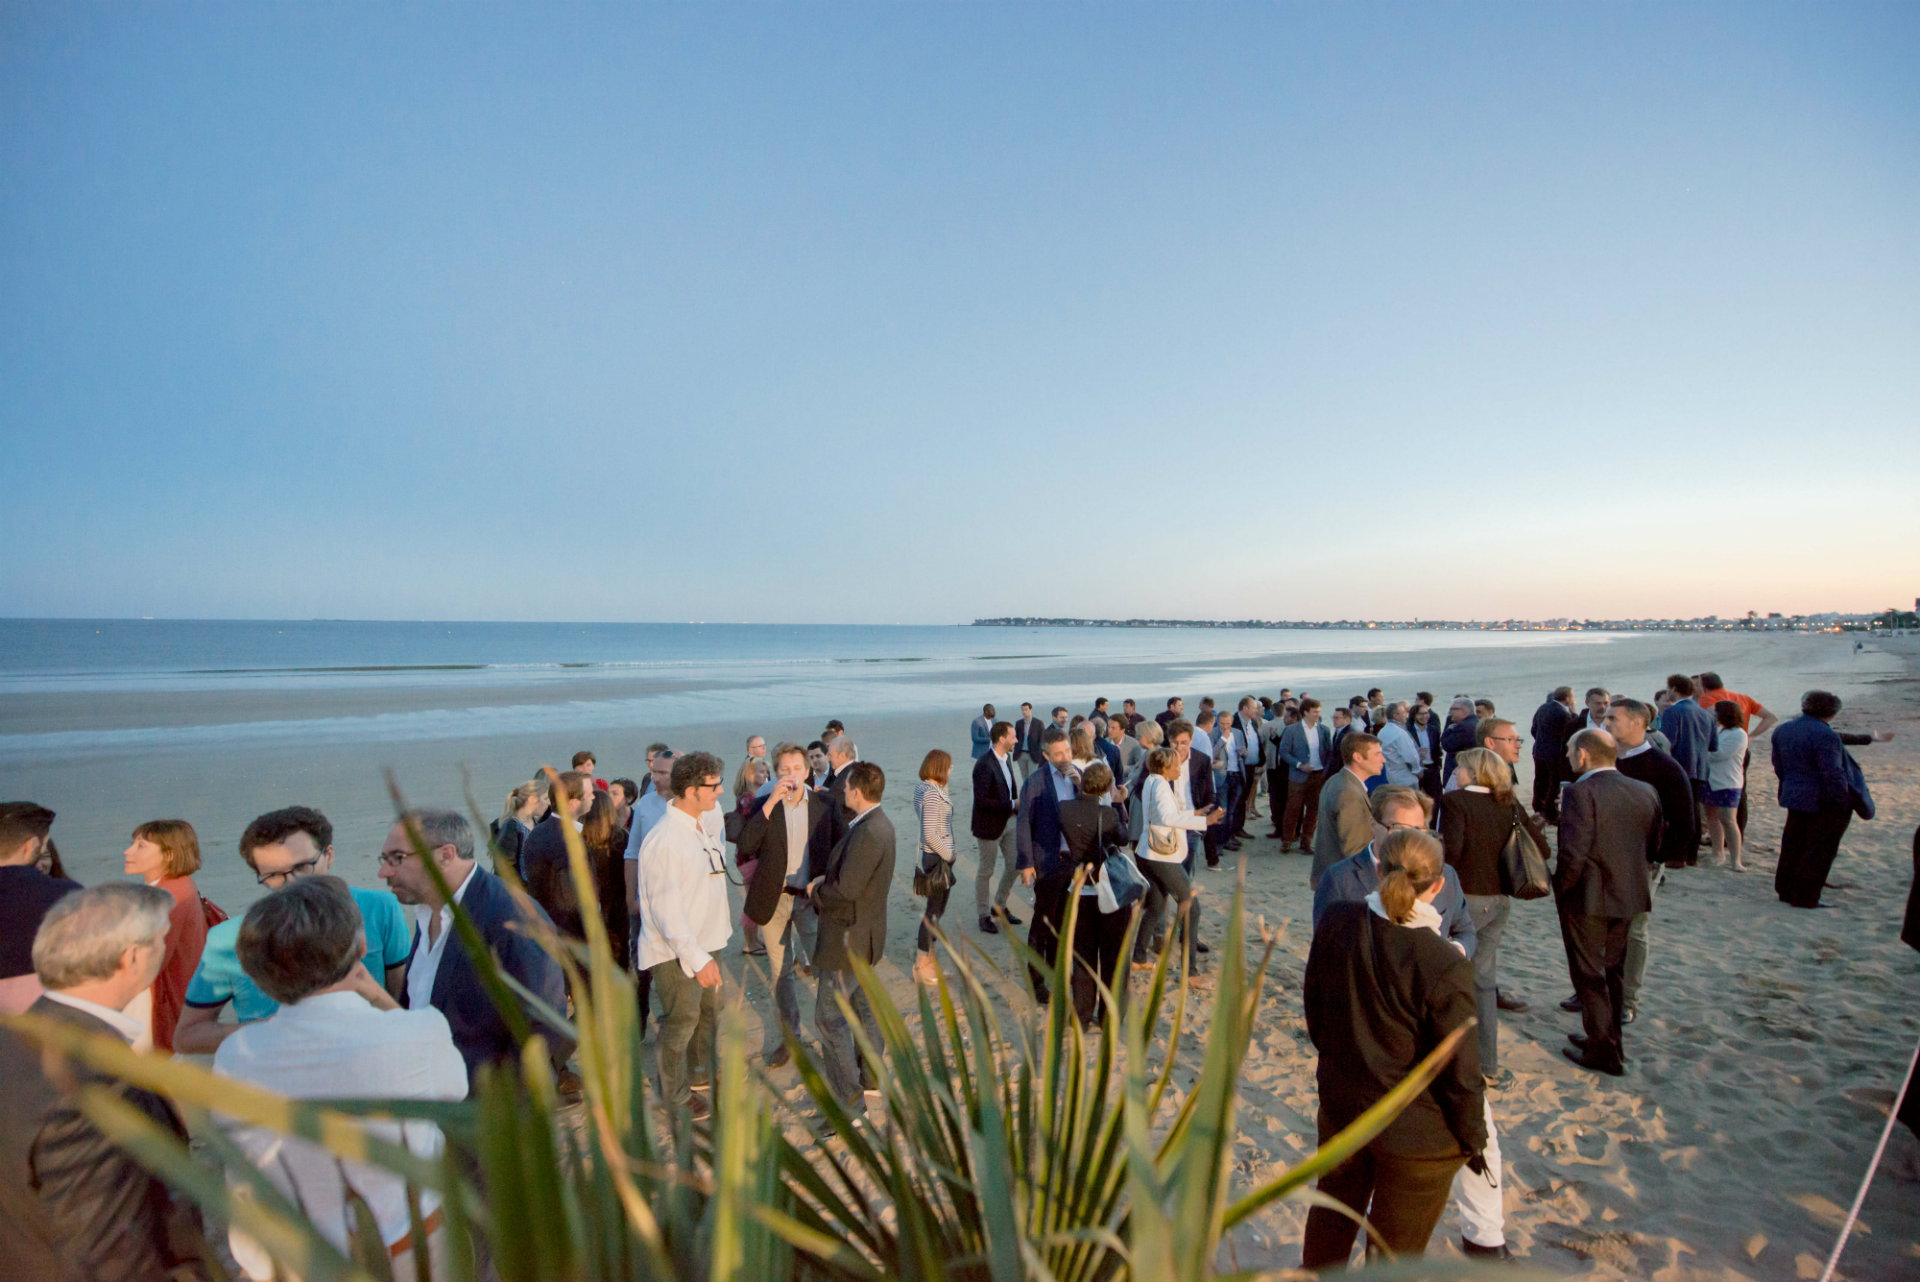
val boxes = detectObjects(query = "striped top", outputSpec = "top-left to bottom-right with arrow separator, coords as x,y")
914,780 -> 954,862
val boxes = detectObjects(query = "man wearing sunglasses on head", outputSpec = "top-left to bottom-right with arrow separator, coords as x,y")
175,806 -> 412,1054
634,751 -> 733,1123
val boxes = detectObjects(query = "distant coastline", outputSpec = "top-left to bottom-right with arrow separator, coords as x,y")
972,613 -> 1900,634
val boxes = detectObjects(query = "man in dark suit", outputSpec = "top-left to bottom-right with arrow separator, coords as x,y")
1017,727 -> 1080,1001
1440,698 -> 1480,784
1554,729 -> 1661,1076
822,736 -> 859,822
738,743 -> 840,1067
1771,690 -> 1894,908
1155,695 -> 1185,734
808,762 -> 896,1110
1013,702 -> 1042,783
1530,687 -> 1576,822
518,769 -> 595,941
381,809 -> 573,1092
971,720 -> 1023,933
0,884 -> 212,1281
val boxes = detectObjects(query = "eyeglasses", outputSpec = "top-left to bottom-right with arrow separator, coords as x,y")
257,856 -> 323,887
1488,735 -> 1523,745
1381,820 -> 1423,833
703,836 -> 743,885
376,850 -> 412,870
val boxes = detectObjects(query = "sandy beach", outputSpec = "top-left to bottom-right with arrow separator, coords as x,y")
6,628 -> 1916,1275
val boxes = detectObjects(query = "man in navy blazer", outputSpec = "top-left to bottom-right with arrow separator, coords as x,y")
381,809 -> 572,1093
1311,785 -> 1475,952
1771,690 -> 1893,908
1015,727 -> 1078,999
1012,703 -> 1041,783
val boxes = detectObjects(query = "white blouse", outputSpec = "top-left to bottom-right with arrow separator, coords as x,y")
1139,773 -> 1209,864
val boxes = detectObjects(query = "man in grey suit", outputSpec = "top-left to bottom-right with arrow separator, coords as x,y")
1310,732 -> 1383,889
808,761 -> 896,1110
1554,729 -> 1662,1076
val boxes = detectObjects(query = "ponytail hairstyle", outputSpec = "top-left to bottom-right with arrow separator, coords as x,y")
1375,829 -> 1445,924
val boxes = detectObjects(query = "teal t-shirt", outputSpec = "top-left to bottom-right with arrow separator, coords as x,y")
183,884 -> 412,1023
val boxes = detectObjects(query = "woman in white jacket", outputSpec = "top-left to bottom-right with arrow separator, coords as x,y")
1133,745 -> 1223,986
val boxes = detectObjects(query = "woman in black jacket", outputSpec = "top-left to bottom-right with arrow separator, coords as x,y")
1058,761 -> 1127,1028
1438,746 -> 1548,1089
1302,828 -> 1486,1270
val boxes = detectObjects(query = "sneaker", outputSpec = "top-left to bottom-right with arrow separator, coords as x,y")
1483,1068 -> 1515,1091
979,915 -> 1000,935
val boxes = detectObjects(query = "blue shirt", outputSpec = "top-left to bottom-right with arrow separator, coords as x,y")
184,884 -> 412,1022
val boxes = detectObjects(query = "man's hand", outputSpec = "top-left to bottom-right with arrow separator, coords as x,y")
806,875 -> 823,897
695,959 -> 722,989
1021,868 -> 1035,885
1874,730 -> 1896,743
346,963 -> 400,1011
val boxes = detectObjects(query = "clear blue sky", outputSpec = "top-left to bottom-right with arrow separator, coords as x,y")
3,3 -> 1915,623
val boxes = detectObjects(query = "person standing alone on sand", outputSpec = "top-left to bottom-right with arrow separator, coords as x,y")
1771,690 -> 1893,909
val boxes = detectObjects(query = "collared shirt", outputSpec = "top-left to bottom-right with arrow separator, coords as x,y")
1619,741 -> 1652,760
44,990 -> 145,1041
1578,765 -> 1618,782
994,748 -> 1014,796
1304,723 -> 1323,770
1049,764 -> 1079,849
782,795 -> 810,881
1222,727 -> 1242,770
214,991 -> 466,1274
624,789 -> 671,861
634,805 -> 733,977
1192,727 -> 1213,758
406,864 -> 477,1013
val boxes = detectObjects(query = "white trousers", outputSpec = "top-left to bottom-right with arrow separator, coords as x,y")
1452,1098 -> 1505,1248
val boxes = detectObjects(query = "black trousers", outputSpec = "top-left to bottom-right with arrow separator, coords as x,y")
1028,876 -> 1071,1003
1559,907 -> 1629,1070
1267,768 -> 1289,834
1531,755 -> 1565,821
1300,1135 -> 1465,1268
1776,803 -> 1853,908
1071,897 -> 1129,1024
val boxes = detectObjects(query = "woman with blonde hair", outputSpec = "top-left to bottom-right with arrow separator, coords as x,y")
122,818 -> 225,1053
912,749 -> 956,985
1437,746 -> 1545,1091
1301,828 -> 1485,1268
495,781 -> 546,875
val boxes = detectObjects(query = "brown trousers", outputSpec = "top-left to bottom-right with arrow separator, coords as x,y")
1301,1140 -> 1465,1268
1282,769 -> 1327,845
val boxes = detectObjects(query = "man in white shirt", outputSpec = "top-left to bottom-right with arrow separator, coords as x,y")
635,751 -> 732,1121
216,877 -> 466,1282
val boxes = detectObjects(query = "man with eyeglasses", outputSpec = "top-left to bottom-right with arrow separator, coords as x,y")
175,806 -> 411,1054
634,751 -> 733,1123
1475,718 -> 1525,788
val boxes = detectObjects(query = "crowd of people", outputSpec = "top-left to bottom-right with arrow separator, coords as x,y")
0,672 -> 1899,1276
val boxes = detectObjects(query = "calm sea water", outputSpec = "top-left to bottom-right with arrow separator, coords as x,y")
0,619 -> 1635,760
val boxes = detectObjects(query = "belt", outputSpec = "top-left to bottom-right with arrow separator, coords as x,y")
389,1206 -> 445,1258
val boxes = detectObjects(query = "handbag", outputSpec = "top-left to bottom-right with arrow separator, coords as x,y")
1097,849 -> 1147,914
1497,803 -> 1551,900
1145,824 -> 1181,858
912,851 -> 956,898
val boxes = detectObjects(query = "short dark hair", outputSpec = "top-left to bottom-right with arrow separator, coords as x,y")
1021,701 -> 1033,710
990,719 -> 1015,744
1164,718 -> 1194,741
1093,697 -> 1109,710
1585,686 -> 1609,702
1699,672 -> 1725,691
1041,726 -> 1069,748
846,761 -> 885,801
1552,685 -> 1574,700
1713,700 -> 1742,730
671,751 -> 725,797
824,720 -> 845,733
240,806 -> 333,871
549,769 -> 590,808
1366,687 -> 1382,699
807,740 -> 827,753
1078,761 -> 1113,795
1166,696 -> 1181,709
1299,698 -> 1321,714
646,742 -> 670,757
982,703 -> 995,716
0,801 -> 56,857
610,777 -> 640,802
237,876 -> 363,1005
1051,706 -> 1068,717
1666,674 -> 1696,698
1339,732 -> 1380,767
1416,691 -> 1434,705
1123,699 -> 1136,709
571,750 -> 596,769
1801,690 -> 1841,719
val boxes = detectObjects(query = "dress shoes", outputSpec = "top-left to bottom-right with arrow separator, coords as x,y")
1559,995 -> 1582,1013
978,915 -> 999,935
1567,1032 -> 1589,1050
1561,1046 -> 1624,1077
1461,1239 -> 1514,1261
763,1044 -> 792,1070
1002,911 -> 1024,926
1495,990 -> 1530,1013
1195,940 -> 1212,955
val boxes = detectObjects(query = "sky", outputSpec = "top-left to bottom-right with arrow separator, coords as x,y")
2,3 -> 1916,625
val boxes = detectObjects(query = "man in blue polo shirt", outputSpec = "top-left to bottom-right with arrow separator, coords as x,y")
174,806 -> 410,1052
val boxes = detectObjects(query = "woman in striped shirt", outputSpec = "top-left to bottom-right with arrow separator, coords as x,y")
913,750 -> 956,987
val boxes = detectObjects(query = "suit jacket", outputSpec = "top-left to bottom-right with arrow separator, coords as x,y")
1311,767 -> 1376,884
405,865 -> 573,1090
1015,716 -> 1044,764
970,751 -> 1020,840
824,763 -> 855,822
1771,715 -> 1853,812
1017,763 -> 1075,877
1553,769 -> 1661,917
1531,699 -> 1574,763
1660,699 -> 1718,782
1440,715 -> 1479,782
1311,845 -> 1476,958
1278,721 -> 1334,782
970,716 -> 994,760
812,809 -> 895,972
738,792 -> 839,927
0,998 -> 208,1282
1615,746 -> 1697,865
519,815 -> 584,937
1187,748 -> 1216,811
